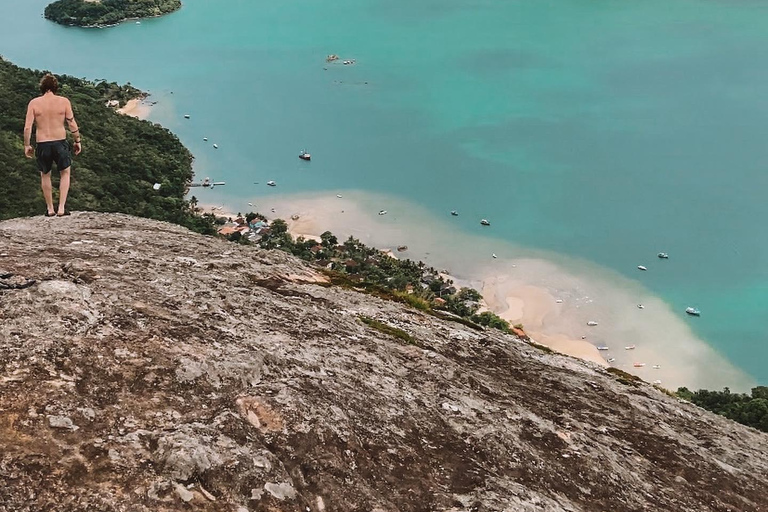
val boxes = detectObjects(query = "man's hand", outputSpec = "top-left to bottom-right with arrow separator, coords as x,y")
24,145 -> 33,159
73,141 -> 82,155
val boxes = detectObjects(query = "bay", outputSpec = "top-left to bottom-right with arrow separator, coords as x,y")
2,0 -> 766,384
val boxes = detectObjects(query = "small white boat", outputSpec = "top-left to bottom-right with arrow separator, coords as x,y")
451,210 -> 459,216
492,254 -> 497,259
607,357 -> 616,363
184,114 -> 190,119
653,379 -> 662,385
555,299 -> 563,304
378,210 -> 387,215
637,304 -> 644,309
625,345 -> 636,350
213,144 -> 219,149
136,21 -> 141,25
633,362 -> 646,368
248,202 -> 253,206
267,181 -> 276,187
637,265 -> 647,271
480,219 -> 490,226
653,364 -> 661,369
189,177 -> 224,188
597,345 -> 609,351
299,150 -> 311,161
658,252 -> 669,259
336,194 -> 342,198
587,321 -> 598,326
685,307 -> 701,316
203,137 -> 208,141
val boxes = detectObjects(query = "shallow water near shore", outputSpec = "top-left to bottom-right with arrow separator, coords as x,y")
218,189 -> 754,391
3,0 -> 767,387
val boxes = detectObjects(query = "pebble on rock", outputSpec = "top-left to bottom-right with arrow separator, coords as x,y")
263,482 -> 297,501
47,415 -> 78,431
175,483 -> 194,503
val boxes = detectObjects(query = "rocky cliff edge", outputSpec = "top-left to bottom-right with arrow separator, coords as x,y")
0,212 -> 766,512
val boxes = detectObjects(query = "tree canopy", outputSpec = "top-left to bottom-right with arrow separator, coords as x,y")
45,0 -> 181,27
247,222 -> 513,333
677,386 -> 768,433
0,57 -> 214,234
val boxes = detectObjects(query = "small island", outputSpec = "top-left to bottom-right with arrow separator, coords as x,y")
44,0 -> 181,27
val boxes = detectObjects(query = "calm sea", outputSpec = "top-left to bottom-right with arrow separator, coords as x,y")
3,0 -> 767,385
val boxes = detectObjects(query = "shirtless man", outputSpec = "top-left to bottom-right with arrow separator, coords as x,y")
24,73 -> 82,217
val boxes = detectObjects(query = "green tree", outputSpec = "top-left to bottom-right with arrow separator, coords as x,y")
271,219 -> 288,235
471,311 -> 511,332
320,231 -> 338,248
675,386 -> 768,433
752,386 -> 768,400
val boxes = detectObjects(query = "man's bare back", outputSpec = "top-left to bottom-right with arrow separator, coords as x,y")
27,94 -> 72,143
24,86 -> 81,156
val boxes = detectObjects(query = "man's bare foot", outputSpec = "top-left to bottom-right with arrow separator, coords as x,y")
57,210 -> 70,217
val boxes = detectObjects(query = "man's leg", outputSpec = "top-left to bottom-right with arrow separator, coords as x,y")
40,172 -> 55,215
57,167 -> 70,216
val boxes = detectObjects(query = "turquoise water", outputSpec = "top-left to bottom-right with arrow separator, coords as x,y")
3,0 -> 767,384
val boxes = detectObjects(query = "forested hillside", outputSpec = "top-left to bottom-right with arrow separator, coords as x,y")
677,386 -> 768,433
0,58 -> 213,234
45,0 -> 181,27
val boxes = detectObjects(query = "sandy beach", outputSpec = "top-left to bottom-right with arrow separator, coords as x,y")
116,97 -> 152,119
198,190 -> 754,391
480,282 -> 607,366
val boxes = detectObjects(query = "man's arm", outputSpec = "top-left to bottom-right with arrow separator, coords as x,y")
65,99 -> 82,155
23,101 -> 34,157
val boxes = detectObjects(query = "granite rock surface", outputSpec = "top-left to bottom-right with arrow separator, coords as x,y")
1,212 -> 766,512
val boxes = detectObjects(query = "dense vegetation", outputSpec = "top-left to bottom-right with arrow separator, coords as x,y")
676,386 -> 768,433
45,0 -> 181,27
233,215 -> 515,333
0,58 -> 215,234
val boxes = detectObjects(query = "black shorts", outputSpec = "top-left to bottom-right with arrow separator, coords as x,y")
36,140 -> 72,174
